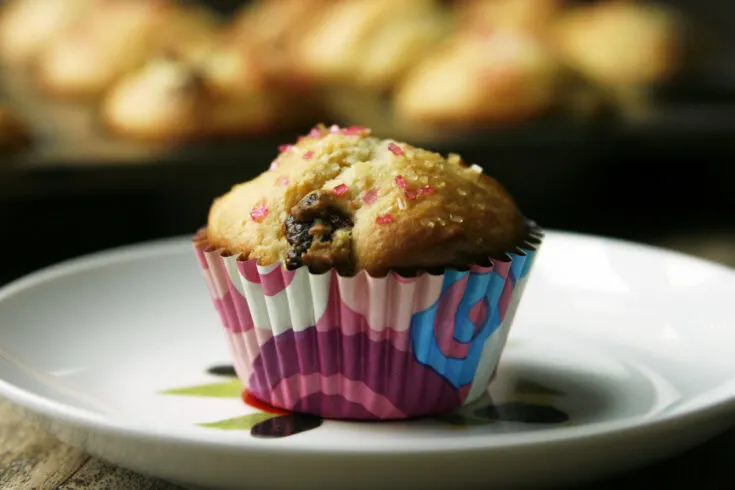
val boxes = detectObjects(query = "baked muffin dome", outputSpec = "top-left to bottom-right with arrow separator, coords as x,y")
36,0 -> 218,98
293,0 -> 451,90
0,0 -> 92,64
456,0 -> 562,33
394,28 -> 561,126
553,1 -> 682,87
207,125 -> 527,276
101,54 -> 290,142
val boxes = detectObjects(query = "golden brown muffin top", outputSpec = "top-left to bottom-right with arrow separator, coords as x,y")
552,1 -> 682,86
207,125 -> 527,276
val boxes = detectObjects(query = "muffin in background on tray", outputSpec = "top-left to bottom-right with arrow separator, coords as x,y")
0,104 -> 31,151
0,0 -> 93,65
394,26 -> 561,127
194,124 -> 542,420
102,41 -> 306,142
552,0 -> 683,116
456,0 -> 562,34
35,0 -> 219,98
226,0 -> 336,89
293,0 -> 453,91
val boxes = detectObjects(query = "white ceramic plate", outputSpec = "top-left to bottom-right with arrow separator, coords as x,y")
1,231 -> 735,490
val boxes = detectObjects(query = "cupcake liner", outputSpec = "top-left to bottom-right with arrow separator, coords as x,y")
193,223 -> 543,420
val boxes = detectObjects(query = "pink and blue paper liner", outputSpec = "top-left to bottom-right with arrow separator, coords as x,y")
193,224 -> 542,420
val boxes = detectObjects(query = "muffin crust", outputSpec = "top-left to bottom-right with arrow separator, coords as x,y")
207,125 -> 526,276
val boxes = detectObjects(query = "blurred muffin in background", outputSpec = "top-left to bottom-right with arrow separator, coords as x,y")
0,0 -> 94,66
552,0 -> 683,113
101,42 -> 305,142
294,0 -> 453,92
35,0 -> 219,98
226,0 -> 336,89
0,104 -> 31,151
456,0 -> 562,34
394,27 -> 561,127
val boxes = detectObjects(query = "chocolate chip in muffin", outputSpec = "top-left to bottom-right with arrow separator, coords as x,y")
284,191 -> 354,275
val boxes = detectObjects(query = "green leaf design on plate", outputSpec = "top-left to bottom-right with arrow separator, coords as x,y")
160,379 -> 243,398
198,413 -> 277,431
514,379 -> 564,397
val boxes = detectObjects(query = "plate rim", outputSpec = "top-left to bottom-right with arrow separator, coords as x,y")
1,230 -> 735,455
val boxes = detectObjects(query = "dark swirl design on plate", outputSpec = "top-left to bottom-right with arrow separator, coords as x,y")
161,364 -> 572,438
207,365 -> 237,377
250,414 -> 324,438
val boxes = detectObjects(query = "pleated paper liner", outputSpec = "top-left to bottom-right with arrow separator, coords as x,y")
193,222 -> 543,420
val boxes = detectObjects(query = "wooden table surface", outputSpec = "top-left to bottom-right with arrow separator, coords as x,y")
1,232 -> 734,490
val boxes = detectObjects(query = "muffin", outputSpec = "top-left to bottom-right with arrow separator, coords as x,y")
226,0 -> 337,89
394,27 -> 561,127
101,53 -> 290,142
456,0 -> 563,34
293,0 -> 452,91
552,1 -> 683,114
0,0 -> 93,65
101,21 -> 318,143
36,0 -> 219,98
194,125 -> 542,420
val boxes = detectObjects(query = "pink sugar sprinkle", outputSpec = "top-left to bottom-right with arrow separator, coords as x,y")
297,135 -> 306,143
394,175 -> 408,188
250,203 -> 268,223
419,184 -> 435,196
376,214 -> 394,225
362,188 -> 378,204
278,176 -> 289,186
308,127 -> 322,138
303,151 -> 315,160
329,124 -> 341,134
388,142 -> 404,156
342,126 -> 370,136
333,183 -> 349,197
404,189 -> 418,200
278,144 -> 293,153
269,161 -> 279,171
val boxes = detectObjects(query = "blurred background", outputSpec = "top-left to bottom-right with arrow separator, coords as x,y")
0,0 -> 733,286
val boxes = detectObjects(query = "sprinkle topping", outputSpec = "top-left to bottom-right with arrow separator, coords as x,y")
404,189 -> 418,201
303,151 -> 315,160
362,188 -> 378,205
388,142 -> 404,156
420,184 -> 435,196
278,144 -> 293,153
277,176 -> 289,186
333,183 -> 349,197
250,202 -> 268,223
308,127 -> 322,138
343,126 -> 370,136
269,161 -> 279,171
376,214 -> 394,225
394,175 -> 408,188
